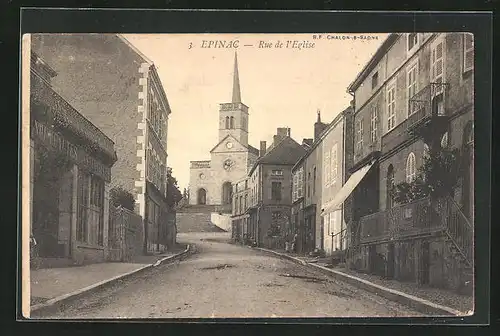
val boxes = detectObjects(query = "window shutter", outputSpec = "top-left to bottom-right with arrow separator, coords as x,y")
431,39 -> 445,96
463,33 -> 474,72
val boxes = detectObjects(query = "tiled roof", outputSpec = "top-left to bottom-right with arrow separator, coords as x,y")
258,137 -> 307,166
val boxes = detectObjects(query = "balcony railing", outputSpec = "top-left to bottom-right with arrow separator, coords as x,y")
31,71 -> 116,160
360,197 -> 441,244
381,82 -> 449,154
407,82 -> 449,131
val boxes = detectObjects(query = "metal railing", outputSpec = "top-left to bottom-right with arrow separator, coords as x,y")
407,82 -> 449,130
359,196 -> 439,243
440,196 -> 473,266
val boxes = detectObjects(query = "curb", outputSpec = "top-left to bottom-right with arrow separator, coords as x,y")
30,244 -> 191,316
254,247 -> 466,317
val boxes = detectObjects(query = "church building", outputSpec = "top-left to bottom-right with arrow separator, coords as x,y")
188,53 -> 259,210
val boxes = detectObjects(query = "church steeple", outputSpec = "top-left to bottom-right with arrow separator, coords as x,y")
232,52 -> 241,103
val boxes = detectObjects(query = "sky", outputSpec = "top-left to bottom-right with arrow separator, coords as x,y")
123,33 -> 388,190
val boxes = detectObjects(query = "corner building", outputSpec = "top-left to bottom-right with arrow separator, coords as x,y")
31,34 -> 174,254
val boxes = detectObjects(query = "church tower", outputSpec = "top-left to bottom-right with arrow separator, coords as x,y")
218,52 -> 249,147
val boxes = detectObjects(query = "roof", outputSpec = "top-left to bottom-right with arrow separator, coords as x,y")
248,145 -> 259,156
347,33 -> 399,93
249,136 -> 307,176
116,34 -> 153,65
292,105 -> 353,171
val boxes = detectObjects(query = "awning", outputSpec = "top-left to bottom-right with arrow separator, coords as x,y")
321,161 -> 375,216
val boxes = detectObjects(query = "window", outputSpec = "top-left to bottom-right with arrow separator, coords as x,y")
371,71 -> 379,90
239,196 -> 243,214
463,33 -> 474,72
406,152 -> 416,183
324,149 -> 331,185
271,182 -> 282,200
431,38 -> 445,96
370,105 -> 378,143
356,118 -> 364,154
407,61 -> 419,116
292,172 -> 298,200
387,86 -> 396,131
408,33 -> 418,51
225,116 -> 230,129
297,168 -> 303,198
244,194 -> 248,209
77,172 -> 104,246
386,165 -> 395,209
331,144 -> 338,184
313,167 -> 316,195
230,116 -> 235,129
441,132 -> 449,148
271,169 -> 283,176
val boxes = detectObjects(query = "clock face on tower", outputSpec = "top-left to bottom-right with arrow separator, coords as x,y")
226,142 -> 233,149
223,159 -> 234,171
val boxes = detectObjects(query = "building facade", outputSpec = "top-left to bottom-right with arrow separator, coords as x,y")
247,129 -> 307,249
346,33 -> 474,292
291,107 -> 354,257
231,177 -> 249,242
30,52 -> 117,265
31,34 -> 174,255
188,53 -> 259,210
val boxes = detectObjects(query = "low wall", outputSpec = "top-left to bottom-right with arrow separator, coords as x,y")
211,213 -> 232,232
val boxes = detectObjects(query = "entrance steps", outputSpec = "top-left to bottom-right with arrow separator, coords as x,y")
176,211 -> 227,233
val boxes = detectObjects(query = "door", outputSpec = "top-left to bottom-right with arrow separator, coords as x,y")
387,243 -> 395,279
420,241 -> 430,285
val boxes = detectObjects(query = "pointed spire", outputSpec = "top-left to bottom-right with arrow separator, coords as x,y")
232,52 -> 241,103
317,109 -> 321,123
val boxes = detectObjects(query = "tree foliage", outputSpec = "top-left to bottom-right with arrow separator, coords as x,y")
110,187 -> 135,211
166,167 -> 183,210
392,147 -> 465,204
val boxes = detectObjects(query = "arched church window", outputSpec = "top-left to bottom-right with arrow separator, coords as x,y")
230,116 -> 235,129
225,116 -> 230,129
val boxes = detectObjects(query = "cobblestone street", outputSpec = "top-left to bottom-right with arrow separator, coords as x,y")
32,233 -> 422,319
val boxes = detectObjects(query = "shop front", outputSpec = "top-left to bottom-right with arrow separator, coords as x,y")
30,61 -> 117,266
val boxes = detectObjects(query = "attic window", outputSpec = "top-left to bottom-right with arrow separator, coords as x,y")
371,72 -> 379,90
408,33 -> 418,52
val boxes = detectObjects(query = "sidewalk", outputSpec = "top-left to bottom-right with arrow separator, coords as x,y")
30,245 -> 190,309
256,247 -> 473,316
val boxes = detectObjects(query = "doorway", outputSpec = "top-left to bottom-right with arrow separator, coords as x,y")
222,182 -> 232,205
420,241 -> 430,285
387,243 -> 395,279
197,188 -> 207,205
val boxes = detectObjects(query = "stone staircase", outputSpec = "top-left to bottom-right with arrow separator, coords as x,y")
176,205 -> 227,233
441,196 -> 474,295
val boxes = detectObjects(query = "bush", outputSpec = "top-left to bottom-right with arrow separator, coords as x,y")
392,147 -> 464,204
110,187 -> 135,211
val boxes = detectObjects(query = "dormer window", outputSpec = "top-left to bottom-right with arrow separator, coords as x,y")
408,33 -> 418,52
371,71 -> 379,90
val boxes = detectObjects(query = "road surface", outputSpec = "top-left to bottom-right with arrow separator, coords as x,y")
33,232 -> 422,319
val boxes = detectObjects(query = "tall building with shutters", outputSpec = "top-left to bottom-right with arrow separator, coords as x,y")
344,33 -> 474,292
31,34 -> 175,254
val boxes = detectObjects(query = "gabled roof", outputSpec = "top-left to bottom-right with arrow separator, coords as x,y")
210,134 -> 246,153
249,136 -> 307,175
248,145 -> 259,156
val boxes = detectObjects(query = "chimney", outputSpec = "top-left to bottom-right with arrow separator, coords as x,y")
314,109 -> 328,142
302,138 -> 313,148
259,141 -> 267,157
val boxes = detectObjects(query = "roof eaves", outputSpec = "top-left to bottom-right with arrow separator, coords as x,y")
346,33 -> 400,93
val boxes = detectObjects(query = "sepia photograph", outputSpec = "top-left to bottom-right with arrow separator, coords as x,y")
21,30 -> 476,320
